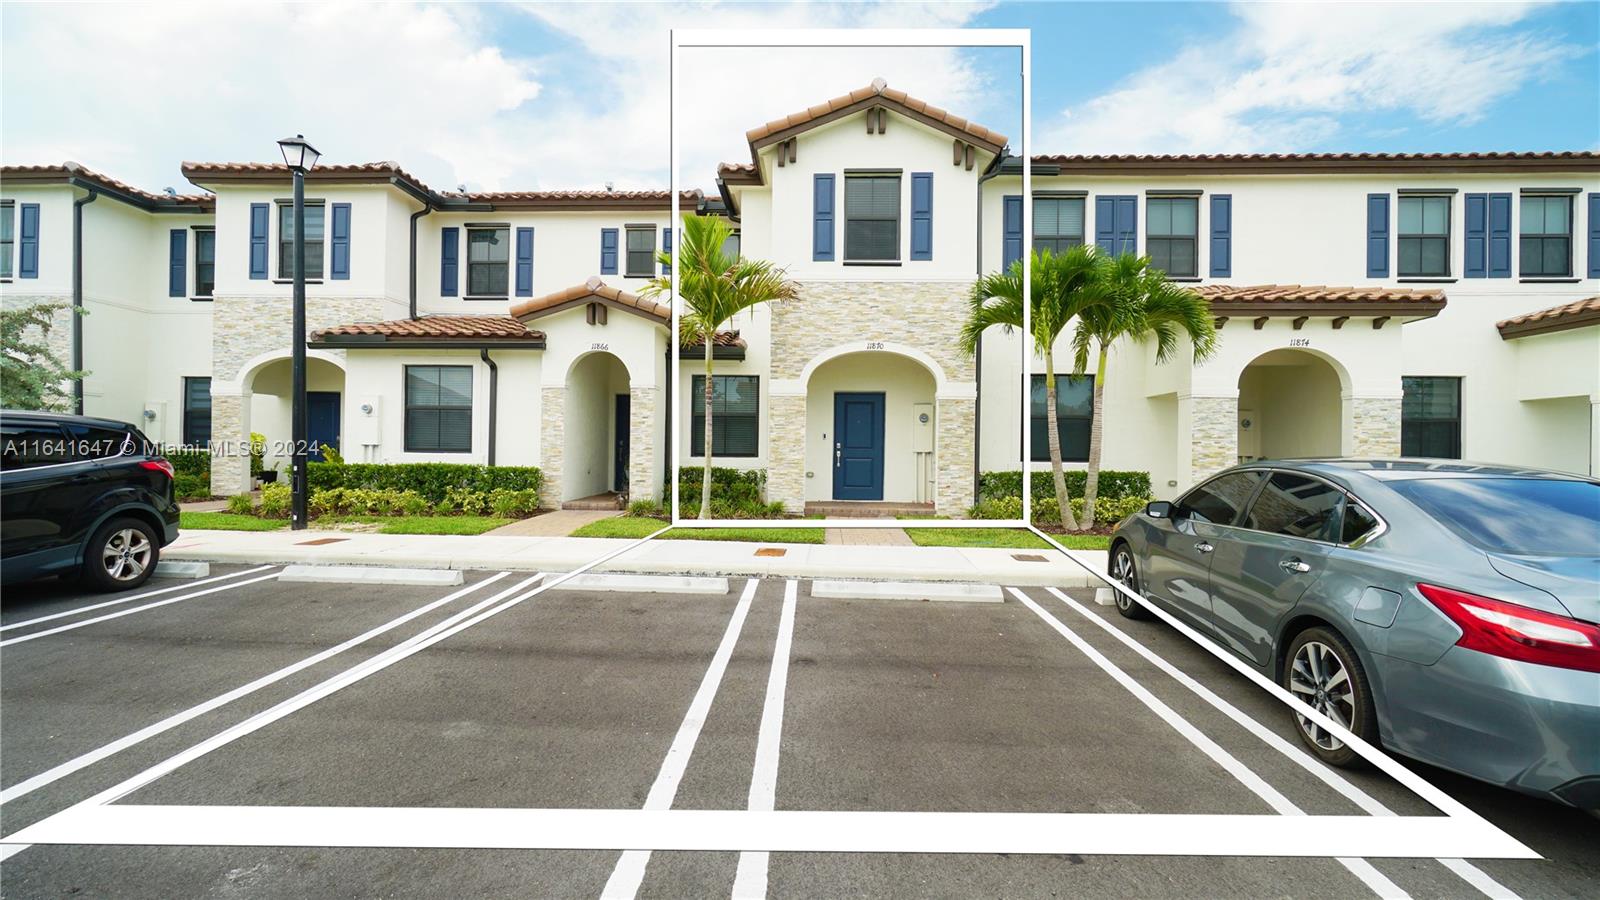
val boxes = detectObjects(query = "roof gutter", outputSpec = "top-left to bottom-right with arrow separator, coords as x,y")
481,348 -> 498,466
71,183 -> 99,415
308,337 -> 546,350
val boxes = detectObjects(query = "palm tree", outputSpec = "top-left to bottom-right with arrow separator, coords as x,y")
1069,253 -> 1218,528
961,246 -> 1111,530
641,214 -> 798,519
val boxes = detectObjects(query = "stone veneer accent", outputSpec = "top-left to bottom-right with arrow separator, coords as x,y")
1190,396 -> 1239,481
766,395 -> 808,514
628,386 -> 658,502
211,295 -> 388,382
539,386 -> 565,508
935,396 -> 976,514
1352,397 -> 1402,457
2,294 -> 76,397
209,394 -> 248,496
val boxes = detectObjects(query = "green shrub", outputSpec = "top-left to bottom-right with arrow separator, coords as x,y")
398,492 -> 432,516
258,483 -> 291,518
978,470 -> 1152,503
674,467 -> 765,506
308,462 -> 542,502
166,449 -> 210,479
445,487 -> 493,516
1029,494 -> 1153,525
489,488 -> 539,518
249,432 -> 265,478
319,443 -> 345,465
173,473 -> 209,501
311,487 -> 434,517
968,496 -> 1023,520
627,498 -> 667,518
227,493 -> 255,515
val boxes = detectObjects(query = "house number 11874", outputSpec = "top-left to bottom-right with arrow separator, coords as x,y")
1289,338 -> 1310,348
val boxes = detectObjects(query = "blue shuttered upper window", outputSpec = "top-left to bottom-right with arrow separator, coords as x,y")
1365,194 -> 1389,278
600,228 -> 618,275
1094,195 -> 1136,257
910,172 -> 933,261
515,227 -> 534,297
1002,195 -> 1022,270
19,203 -> 40,279
248,203 -> 269,280
440,227 -> 459,297
329,203 -> 351,280
662,226 -> 672,275
168,229 -> 186,297
1209,195 -> 1231,277
1487,193 -> 1512,278
813,174 -> 835,261
1589,194 -> 1600,279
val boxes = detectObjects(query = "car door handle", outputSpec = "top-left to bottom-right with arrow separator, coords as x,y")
1279,558 -> 1311,574
1194,541 -> 1214,554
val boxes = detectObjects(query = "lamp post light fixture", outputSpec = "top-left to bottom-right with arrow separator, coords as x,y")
277,134 -> 320,530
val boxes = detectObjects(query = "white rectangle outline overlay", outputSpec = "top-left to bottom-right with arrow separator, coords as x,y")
668,28 -> 1032,528
0,530 -> 1535,861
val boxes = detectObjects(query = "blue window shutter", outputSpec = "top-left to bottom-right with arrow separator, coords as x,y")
1117,197 -> 1137,255
168,229 -> 186,297
440,227 -> 459,297
1094,196 -> 1116,254
910,172 -> 933,261
661,226 -> 672,275
18,203 -> 40,278
813,174 -> 835,261
1002,195 -> 1023,270
1209,194 -> 1231,277
1366,193 -> 1389,278
515,227 -> 534,297
1463,193 -> 1487,278
1590,193 -> 1600,279
329,203 -> 351,280
248,203 -> 269,280
600,228 -> 618,274
1487,193 -> 1512,278
1096,195 -> 1137,256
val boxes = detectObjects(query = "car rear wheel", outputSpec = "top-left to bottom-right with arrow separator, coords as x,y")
1283,626 -> 1376,767
1110,543 -> 1152,620
81,517 -> 159,592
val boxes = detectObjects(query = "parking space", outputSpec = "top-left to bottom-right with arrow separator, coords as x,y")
0,564 -> 1586,899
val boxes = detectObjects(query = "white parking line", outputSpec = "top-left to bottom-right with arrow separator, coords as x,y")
0,572 -> 515,807
1008,588 -> 1410,899
601,577 -> 761,900
1040,586 -> 1522,900
0,565 -> 277,633
731,579 -> 798,900
0,571 -> 283,647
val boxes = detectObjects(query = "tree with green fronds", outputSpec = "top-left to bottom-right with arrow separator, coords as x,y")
1,301 -> 88,412
1070,253 -> 1218,528
641,214 -> 798,519
961,246 -> 1112,530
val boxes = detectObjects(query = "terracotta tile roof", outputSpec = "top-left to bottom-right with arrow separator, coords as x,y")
1496,296 -> 1600,339
1024,151 -> 1600,174
181,160 -> 435,196
312,315 -> 543,342
2,162 -> 214,208
1195,284 -> 1447,318
510,278 -> 671,323
443,188 -> 704,208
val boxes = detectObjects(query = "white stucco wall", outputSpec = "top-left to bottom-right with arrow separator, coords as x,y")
801,351 -> 937,503
337,348 -> 531,466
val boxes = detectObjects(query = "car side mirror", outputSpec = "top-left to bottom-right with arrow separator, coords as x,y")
1146,501 -> 1175,519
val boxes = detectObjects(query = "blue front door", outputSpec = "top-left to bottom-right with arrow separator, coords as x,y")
307,392 -> 340,462
833,392 -> 885,501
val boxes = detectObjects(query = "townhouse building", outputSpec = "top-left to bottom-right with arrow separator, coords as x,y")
3,81 -> 1596,514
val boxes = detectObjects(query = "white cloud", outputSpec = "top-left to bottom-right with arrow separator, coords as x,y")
1043,1 -> 1578,155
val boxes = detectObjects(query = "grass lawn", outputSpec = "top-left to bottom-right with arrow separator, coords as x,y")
319,515 -> 513,535
1030,532 -> 1112,550
570,516 -> 826,544
905,527 -> 1053,550
180,512 -> 287,532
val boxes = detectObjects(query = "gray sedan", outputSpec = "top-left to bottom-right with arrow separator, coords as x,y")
1108,459 -> 1600,808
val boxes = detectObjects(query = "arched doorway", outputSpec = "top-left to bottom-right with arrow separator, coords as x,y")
245,355 -> 347,469
1236,349 -> 1346,462
563,350 -> 631,504
804,350 -> 939,505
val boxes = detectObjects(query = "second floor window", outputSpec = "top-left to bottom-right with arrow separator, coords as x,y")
0,201 -> 12,279
467,227 -> 509,296
194,228 -> 215,298
1146,196 -> 1197,277
278,201 -> 325,279
1398,195 -> 1450,277
845,174 -> 900,261
625,226 -> 655,278
1519,195 -> 1572,277
1033,196 -> 1085,255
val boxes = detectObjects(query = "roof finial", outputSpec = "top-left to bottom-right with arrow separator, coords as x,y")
585,275 -> 603,291
870,76 -> 887,93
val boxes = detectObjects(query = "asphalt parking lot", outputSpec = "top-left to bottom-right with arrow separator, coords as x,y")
1,561 -> 1594,899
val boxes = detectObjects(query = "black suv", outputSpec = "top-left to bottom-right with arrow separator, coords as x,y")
1,411 -> 180,591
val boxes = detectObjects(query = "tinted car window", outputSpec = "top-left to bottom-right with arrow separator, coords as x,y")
1341,502 -> 1380,544
1244,472 -> 1345,542
1388,477 -> 1600,557
63,423 -> 137,459
1,423 -> 71,470
1182,471 -> 1263,525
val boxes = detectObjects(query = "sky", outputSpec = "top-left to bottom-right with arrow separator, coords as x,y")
1,1 -> 1595,195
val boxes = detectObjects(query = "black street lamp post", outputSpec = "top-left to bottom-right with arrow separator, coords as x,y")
277,134 -> 320,530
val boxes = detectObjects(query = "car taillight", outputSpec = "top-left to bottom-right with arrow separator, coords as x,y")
140,458 -> 175,479
1417,583 -> 1600,673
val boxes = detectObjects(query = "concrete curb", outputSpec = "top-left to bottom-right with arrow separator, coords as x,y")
811,580 -> 1003,603
153,560 -> 210,579
278,565 -> 465,587
545,573 -> 730,595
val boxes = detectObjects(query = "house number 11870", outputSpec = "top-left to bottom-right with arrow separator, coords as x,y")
866,341 -> 885,350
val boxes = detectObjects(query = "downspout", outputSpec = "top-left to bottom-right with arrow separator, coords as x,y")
480,348 -> 498,466
408,194 -> 433,320
663,346 -> 673,500
971,152 -> 1023,503
72,188 -> 99,415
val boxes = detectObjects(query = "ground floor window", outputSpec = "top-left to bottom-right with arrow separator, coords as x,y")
1401,376 -> 1461,458
690,375 -> 758,457
183,376 -> 211,447
405,365 -> 472,453
1029,374 -> 1093,462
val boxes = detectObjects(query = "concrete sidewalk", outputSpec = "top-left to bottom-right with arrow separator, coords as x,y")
162,529 -> 1105,587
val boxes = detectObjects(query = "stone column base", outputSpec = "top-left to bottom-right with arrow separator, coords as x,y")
935,395 -> 976,516
209,393 -> 251,496
768,394 -> 806,513
1351,397 -> 1402,457
539,386 -> 565,508
1190,395 -> 1239,482
629,386 -> 658,502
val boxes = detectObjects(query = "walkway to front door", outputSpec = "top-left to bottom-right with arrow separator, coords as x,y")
833,392 -> 885,501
